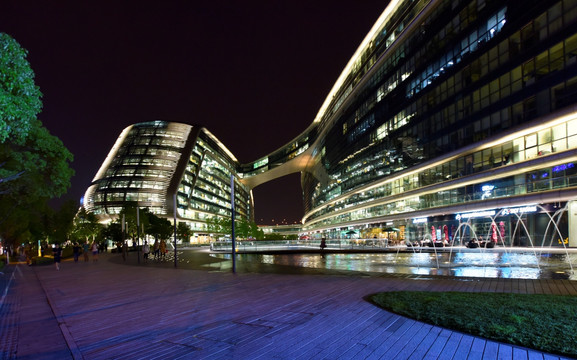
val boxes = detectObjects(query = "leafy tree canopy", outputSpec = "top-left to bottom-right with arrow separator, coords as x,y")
0,34 -> 74,252
102,221 -> 123,244
0,33 -> 42,144
0,119 -> 74,200
176,222 -> 190,242
206,216 -> 263,239
0,33 -> 74,203
147,212 -> 173,241
73,207 -> 103,243
119,203 -> 150,240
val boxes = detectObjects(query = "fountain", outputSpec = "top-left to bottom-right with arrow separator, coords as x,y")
210,204 -> 576,280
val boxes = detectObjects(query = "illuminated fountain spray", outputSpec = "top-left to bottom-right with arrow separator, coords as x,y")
446,204 -> 575,278
214,204 -> 577,280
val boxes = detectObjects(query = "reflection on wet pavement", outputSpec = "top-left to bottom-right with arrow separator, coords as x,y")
210,250 -> 577,280
122,247 -> 576,280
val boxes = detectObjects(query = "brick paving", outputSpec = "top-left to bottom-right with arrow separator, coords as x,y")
0,248 -> 576,360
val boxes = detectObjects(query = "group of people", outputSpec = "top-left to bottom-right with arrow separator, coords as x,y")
52,241 -> 100,270
23,238 -> 170,271
117,239 -> 168,263
142,239 -> 168,263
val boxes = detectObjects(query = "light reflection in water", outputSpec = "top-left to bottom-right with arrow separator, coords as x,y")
222,252 -> 576,280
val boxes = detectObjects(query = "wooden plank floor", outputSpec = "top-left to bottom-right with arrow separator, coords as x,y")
1,250 -> 576,360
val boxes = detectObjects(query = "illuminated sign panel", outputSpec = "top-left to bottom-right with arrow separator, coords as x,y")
501,205 -> 538,215
455,210 -> 496,220
412,217 -> 428,224
553,162 -> 574,173
456,205 -> 538,220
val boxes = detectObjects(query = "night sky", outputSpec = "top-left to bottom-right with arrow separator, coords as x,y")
1,1 -> 386,225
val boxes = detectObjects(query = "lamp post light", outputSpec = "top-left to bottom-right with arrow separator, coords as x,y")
173,193 -> 177,268
136,206 -> 140,264
230,174 -> 236,274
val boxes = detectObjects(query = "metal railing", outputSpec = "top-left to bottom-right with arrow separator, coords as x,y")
209,239 -> 400,252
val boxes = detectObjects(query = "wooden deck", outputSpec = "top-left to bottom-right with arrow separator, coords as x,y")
1,250 -> 576,359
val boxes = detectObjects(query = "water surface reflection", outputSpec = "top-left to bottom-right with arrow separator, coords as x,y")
213,251 -> 576,280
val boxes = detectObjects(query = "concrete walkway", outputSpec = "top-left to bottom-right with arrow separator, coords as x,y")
0,248 -> 576,360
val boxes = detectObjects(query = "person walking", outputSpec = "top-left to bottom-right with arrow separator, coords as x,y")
320,238 -> 327,251
122,240 -> 128,261
91,241 -> 99,262
143,241 -> 150,263
159,239 -> 166,261
83,241 -> 90,262
53,243 -> 62,270
24,243 -> 32,266
72,242 -> 81,263
153,240 -> 160,261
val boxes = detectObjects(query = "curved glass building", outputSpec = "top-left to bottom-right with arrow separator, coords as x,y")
86,0 -> 577,246
84,121 -> 252,237
243,0 -> 577,247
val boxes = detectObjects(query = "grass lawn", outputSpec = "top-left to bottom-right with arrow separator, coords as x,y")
370,291 -> 577,357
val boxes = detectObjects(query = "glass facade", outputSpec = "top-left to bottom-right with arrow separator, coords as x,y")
240,0 -> 577,246
84,121 -> 252,233
85,0 -> 577,246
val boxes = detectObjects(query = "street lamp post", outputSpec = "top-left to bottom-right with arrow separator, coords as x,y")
136,206 -> 140,264
173,193 -> 177,268
230,174 -> 236,274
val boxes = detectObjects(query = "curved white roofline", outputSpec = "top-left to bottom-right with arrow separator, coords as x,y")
201,127 -> 239,163
312,0 -> 403,124
242,0 -> 403,171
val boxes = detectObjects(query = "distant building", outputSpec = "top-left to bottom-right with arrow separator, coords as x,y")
86,0 -> 577,246
83,121 -> 252,236
259,224 -> 301,239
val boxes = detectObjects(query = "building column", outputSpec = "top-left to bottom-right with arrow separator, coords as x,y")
568,200 -> 577,247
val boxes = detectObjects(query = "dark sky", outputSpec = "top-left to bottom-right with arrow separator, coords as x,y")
1,1 -> 386,225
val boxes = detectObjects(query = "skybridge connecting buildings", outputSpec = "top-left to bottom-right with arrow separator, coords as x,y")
84,0 -> 577,246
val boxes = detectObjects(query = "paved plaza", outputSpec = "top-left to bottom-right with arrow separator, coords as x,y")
1,248 -> 576,359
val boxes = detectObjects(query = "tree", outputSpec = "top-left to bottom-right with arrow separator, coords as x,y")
236,219 -> 250,239
249,222 -> 264,239
206,215 -> 262,240
176,222 -> 191,243
73,208 -> 102,244
102,221 -> 123,246
146,212 -> 173,242
205,216 -> 220,234
118,203 -> 150,245
37,199 -> 78,244
0,122 -> 74,251
23,199 -> 78,254
0,34 -> 74,252
51,200 -> 78,242
0,119 -> 74,200
0,33 -> 42,144
206,216 -> 232,238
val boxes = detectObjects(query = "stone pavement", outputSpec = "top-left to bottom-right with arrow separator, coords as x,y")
0,248 -> 576,360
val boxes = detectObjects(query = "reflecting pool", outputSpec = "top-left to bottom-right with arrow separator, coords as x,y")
212,249 -> 577,280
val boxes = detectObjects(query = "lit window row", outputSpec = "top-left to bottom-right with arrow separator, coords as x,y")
305,116 -> 577,225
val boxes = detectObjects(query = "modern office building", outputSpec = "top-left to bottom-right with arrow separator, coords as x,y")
83,121 -> 252,238
86,0 -> 577,246
244,0 -> 577,247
